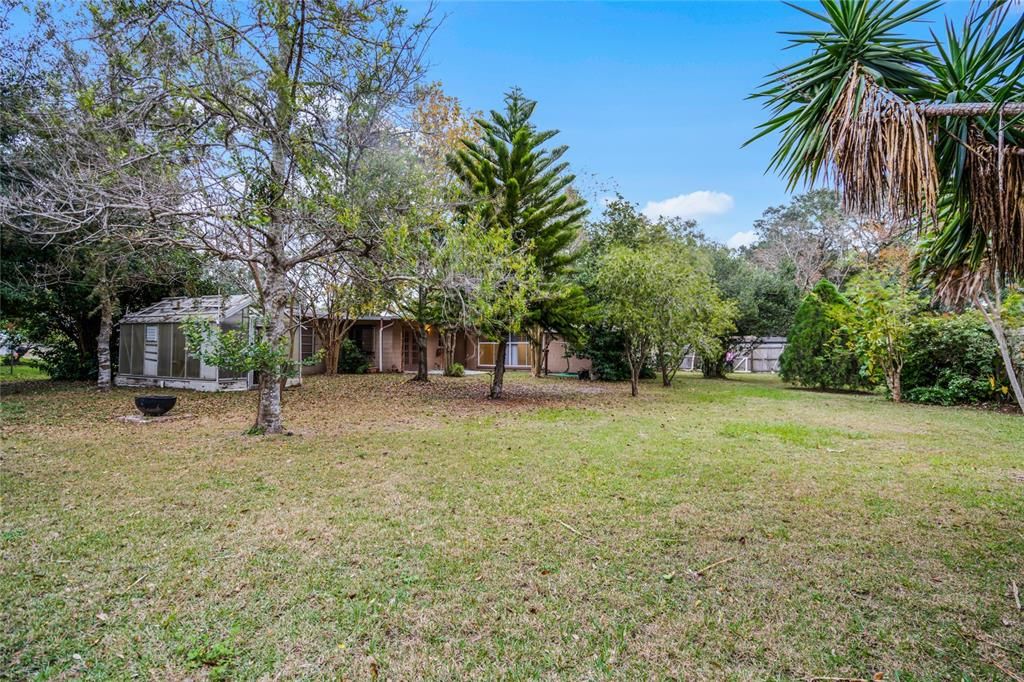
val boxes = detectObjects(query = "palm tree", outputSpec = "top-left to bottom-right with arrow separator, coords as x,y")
749,0 -> 1024,411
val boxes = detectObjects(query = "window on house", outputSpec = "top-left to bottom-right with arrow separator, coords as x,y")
301,327 -> 315,361
476,334 -> 533,367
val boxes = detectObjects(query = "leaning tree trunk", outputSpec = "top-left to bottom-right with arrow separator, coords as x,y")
975,293 -> 1024,413
490,337 -> 508,399
96,290 -> 114,391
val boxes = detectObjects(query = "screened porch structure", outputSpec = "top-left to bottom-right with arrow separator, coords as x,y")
115,295 -> 302,392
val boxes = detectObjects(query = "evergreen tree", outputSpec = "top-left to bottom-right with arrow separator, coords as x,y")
778,279 -> 862,390
449,88 -> 587,397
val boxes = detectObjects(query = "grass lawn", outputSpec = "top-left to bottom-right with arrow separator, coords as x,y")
0,364 -> 48,383
2,373 -> 1022,680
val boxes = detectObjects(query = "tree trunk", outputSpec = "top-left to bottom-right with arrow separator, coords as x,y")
413,325 -> 429,382
96,288 -> 113,391
887,366 -> 902,403
976,293 -> 1024,413
702,352 -> 726,379
441,329 -> 457,375
490,337 -> 508,399
626,340 -> 641,397
321,319 -> 342,376
529,325 -> 543,378
257,371 -> 284,433
253,18 -> 298,435
256,267 -> 290,434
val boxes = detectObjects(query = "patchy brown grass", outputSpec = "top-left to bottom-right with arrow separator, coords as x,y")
1,373 -> 1022,680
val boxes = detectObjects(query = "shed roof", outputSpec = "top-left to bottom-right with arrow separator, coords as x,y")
120,295 -> 252,325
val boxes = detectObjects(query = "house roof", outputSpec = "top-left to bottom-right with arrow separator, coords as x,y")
119,295 -> 252,325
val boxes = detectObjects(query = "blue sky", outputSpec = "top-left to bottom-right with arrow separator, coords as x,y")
412,0 -> 976,246
5,0 -> 979,247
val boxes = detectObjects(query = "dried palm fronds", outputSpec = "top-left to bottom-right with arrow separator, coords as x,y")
963,128 -> 1024,279
933,263 -> 989,305
824,67 -> 939,223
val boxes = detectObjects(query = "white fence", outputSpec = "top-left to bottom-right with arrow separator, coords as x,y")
681,336 -> 787,374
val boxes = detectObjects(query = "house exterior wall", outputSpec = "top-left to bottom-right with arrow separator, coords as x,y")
380,322 -> 403,372
462,332 -> 591,374
546,338 -> 591,374
295,322 -> 591,376
300,325 -> 325,375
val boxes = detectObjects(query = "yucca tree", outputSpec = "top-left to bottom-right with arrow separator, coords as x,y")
750,0 -> 1024,411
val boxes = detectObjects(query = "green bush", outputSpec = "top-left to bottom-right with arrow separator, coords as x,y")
38,333 -> 96,381
336,338 -> 369,374
779,280 -> 863,390
903,313 -> 999,405
446,362 -> 465,377
574,324 -> 653,381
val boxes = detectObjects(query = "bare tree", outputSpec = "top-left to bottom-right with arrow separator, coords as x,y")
745,190 -> 903,292
294,257 -> 382,375
1,5 -> 198,389
143,0 -> 432,431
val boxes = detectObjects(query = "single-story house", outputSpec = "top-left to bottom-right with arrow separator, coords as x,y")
115,295 -> 591,391
299,316 -> 590,376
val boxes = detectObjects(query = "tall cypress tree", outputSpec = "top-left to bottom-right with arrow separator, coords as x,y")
778,279 -> 862,390
449,88 -> 587,396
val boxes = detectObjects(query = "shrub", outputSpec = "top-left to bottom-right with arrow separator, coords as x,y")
446,362 -> 465,377
38,333 -> 96,381
902,313 -> 999,405
337,338 -> 369,374
574,325 -> 653,381
779,280 -> 863,390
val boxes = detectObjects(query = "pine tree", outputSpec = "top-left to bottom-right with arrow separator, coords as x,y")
779,279 -> 862,390
449,88 -> 587,397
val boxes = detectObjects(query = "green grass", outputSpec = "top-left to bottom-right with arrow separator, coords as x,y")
0,363 -> 48,383
2,373 -> 1022,680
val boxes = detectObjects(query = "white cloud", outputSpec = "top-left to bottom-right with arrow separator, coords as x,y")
642,190 -> 734,220
726,230 -> 757,250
